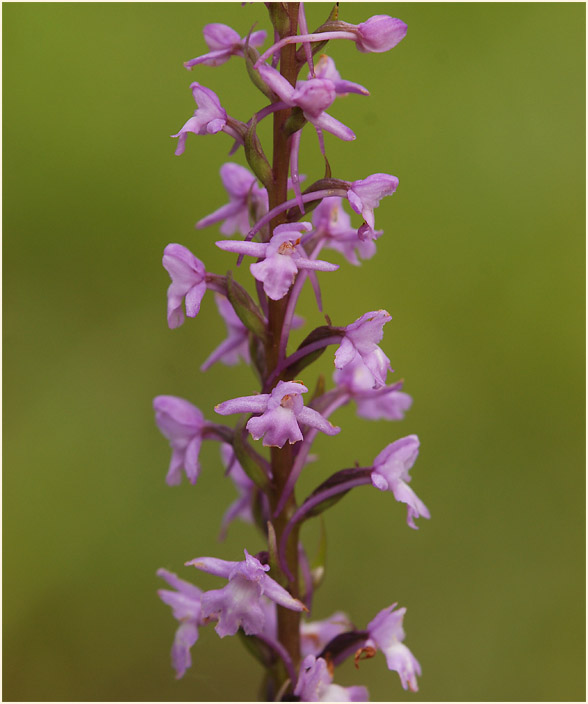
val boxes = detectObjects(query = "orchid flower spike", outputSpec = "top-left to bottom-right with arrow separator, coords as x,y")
162,244 -> 207,328
153,395 -> 206,485
186,549 -> 306,638
215,380 -> 340,448
156,569 -> 205,679
184,24 -> 266,69
196,162 -> 268,236
216,223 -> 338,301
371,435 -> 430,529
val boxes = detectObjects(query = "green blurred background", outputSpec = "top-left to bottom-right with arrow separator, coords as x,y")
3,2 -> 585,701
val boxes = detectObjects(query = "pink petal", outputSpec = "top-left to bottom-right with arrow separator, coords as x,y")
215,394 -> 269,415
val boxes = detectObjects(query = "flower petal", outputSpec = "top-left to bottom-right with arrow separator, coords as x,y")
171,621 -> 199,679
215,394 -> 269,416
185,556 -> 238,578
184,435 -> 202,484
260,572 -> 307,612
297,407 -> 341,436
311,111 -> 356,141
216,240 -> 267,257
185,281 -> 207,318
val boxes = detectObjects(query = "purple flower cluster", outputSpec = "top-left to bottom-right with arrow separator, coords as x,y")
155,5 -> 428,700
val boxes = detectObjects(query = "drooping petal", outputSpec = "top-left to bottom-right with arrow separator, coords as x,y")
156,569 -> 204,680
391,480 -> 431,530
381,641 -> 421,692
183,435 -> 202,484
165,447 -> 184,486
184,281 -> 207,318
170,621 -> 199,679
171,116 -> 202,155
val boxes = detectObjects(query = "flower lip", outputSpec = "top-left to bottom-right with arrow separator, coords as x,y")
371,435 -> 430,529
366,604 -> 421,692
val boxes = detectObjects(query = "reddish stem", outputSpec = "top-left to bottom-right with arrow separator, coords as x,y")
264,2 -> 303,686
